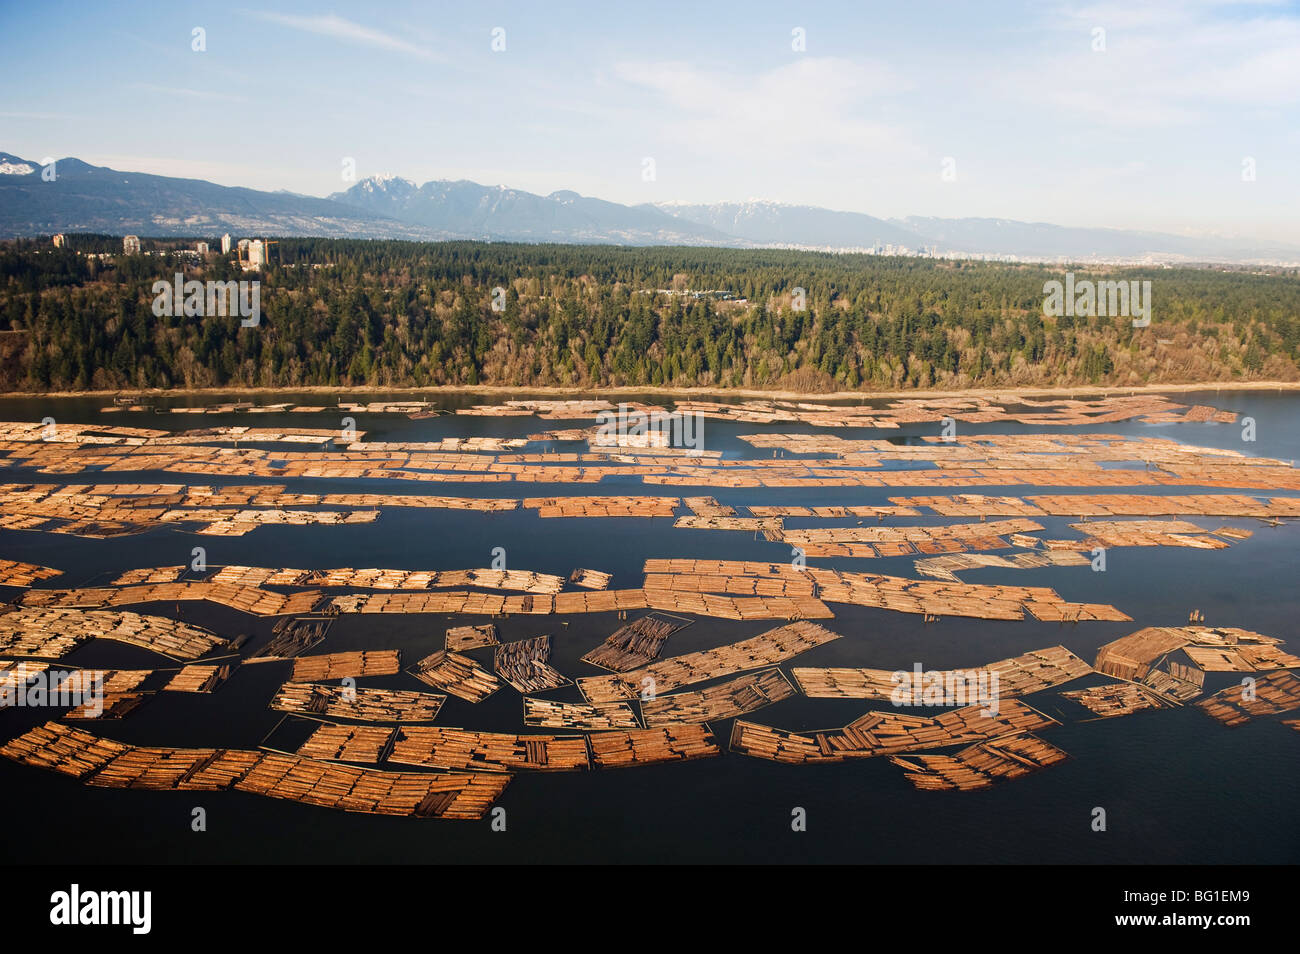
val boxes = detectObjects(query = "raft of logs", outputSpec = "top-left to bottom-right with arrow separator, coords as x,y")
779,517 -> 1042,548
0,607 -> 227,660
444,624 -> 499,651
683,496 -> 736,517
523,496 -> 679,517
252,618 -> 332,659
1065,519 -> 1230,550
386,726 -> 591,772
493,636 -> 571,693
63,692 -> 153,720
580,614 -> 685,671
0,559 -> 62,587
521,698 -> 641,730
408,651 -> 501,703
1196,671 -> 1300,726
889,733 -> 1069,791
272,683 -> 446,722
21,583 -> 323,617
0,722 -> 505,818
323,586 -> 827,621
793,646 -> 1093,700
578,621 -> 841,703
294,724 -> 399,763
163,664 -> 233,693
1061,682 -> 1168,719
568,568 -> 613,590
730,700 -> 1057,764
1095,625 -> 1298,681
0,660 -> 50,688
894,493 -> 1300,519
640,559 -> 1128,622
673,516 -> 784,533
290,651 -> 401,682
641,668 -> 796,726
914,550 -> 1090,581
585,726 -> 721,767
112,566 -> 188,585
55,669 -> 152,694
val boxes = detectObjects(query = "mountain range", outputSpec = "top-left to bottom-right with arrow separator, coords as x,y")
3,151 -> 1297,263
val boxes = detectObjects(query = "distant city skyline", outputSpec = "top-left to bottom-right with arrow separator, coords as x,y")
3,0 -> 1298,242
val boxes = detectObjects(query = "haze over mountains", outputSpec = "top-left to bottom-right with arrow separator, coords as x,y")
3,152 -> 1297,264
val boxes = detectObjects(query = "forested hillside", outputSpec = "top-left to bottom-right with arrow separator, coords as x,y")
2,237 -> 1297,392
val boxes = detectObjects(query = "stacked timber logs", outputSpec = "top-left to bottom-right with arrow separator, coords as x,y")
251,618 -> 331,659
568,568 -> 613,590
730,700 -> 1056,764
291,651 -> 401,682
408,651 -> 500,703
889,734 -> 1069,791
295,724 -> 398,763
793,646 -> 1092,701
0,607 -> 226,660
522,698 -> 641,730
1196,671 -> 1300,726
0,723 -> 506,818
578,621 -> 840,703
1061,683 -> 1167,718
641,668 -> 795,725
580,615 -> 683,671
272,683 -> 446,722
494,636 -> 571,693
444,624 -> 498,651
22,583 -> 323,617
522,496 -> 679,517
386,726 -> 590,772
586,726 -> 721,767
0,559 -> 62,586
163,665 -> 233,693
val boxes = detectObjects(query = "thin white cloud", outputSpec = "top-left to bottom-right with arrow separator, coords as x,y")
80,155 -> 291,189
0,111 -> 82,120
130,84 -> 246,103
250,12 -> 437,60
1008,2 -> 1300,124
1056,0 -> 1288,32
615,57 -> 923,163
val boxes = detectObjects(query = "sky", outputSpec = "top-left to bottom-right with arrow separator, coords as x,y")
3,0 -> 1299,241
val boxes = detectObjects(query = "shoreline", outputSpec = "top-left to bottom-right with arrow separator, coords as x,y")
3,380 -> 1299,402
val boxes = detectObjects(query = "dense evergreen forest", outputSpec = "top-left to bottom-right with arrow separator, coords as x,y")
2,236 -> 1298,392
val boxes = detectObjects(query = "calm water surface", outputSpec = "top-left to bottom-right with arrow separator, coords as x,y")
0,389 -> 1296,863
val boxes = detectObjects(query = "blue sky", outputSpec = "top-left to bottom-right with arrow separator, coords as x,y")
3,0 -> 1298,240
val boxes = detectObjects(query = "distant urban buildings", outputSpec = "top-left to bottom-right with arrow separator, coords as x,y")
233,238 -> 267,269
226,237 -> 277,269
44,231 -> 283,266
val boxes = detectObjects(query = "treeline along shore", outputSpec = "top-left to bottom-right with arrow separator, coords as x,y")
2,237 -> 1298,393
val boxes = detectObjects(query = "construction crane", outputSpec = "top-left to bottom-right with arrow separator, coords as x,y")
234,239 -> 279,268
262,239 -> 279,264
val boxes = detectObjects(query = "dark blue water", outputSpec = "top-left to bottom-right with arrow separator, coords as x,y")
0,389 -> 1296,863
